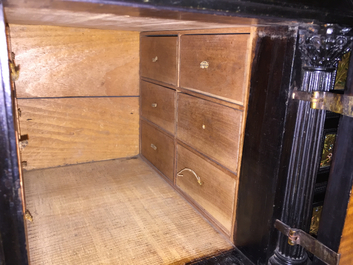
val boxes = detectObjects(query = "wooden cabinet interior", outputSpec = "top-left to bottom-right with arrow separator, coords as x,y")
9,22 -> 254,263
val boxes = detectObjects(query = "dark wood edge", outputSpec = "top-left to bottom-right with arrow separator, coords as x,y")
0,1 -> 29,263
141,77 -> 178,90
176,140 -> 238,180
141,77 -> 246,110
234,26 -> 297,264
141,27 -> 252,36
177,87 -> 245,110
314,51 -> 353,257
142,151 -> 235,242
173,181 -> 234,240
139,154 -> 175,187
140,117 -> 175,139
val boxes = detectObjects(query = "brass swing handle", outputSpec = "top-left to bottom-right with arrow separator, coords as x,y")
177,168 -> 203,186
152,56 -> 158,62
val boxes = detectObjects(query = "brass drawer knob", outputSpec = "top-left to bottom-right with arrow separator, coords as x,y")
150,143 -> 157,150
202,124 -> 206,129
177,168 -> 203,186
152,56 -> 158,63
200,61 -> 209,69
151,103 -> 158,108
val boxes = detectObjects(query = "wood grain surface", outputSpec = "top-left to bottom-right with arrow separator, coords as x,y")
18,98 -> 139,170
177,93 -> 243,173
338,184 -> 353,264
9,24 -> 139,97
176,144 -> 237,235
141,80 -> 176,134
180,34 -> 250,104
140,120 -> 175,181
4,7 -> 242,32
24,158 -> 232,264
140,36 -> 178,85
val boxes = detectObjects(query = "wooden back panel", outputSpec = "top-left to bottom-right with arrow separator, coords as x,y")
10,24 -> 139,98
10,25 -> 140,169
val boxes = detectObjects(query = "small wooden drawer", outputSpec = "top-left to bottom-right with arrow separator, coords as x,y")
180,34 -> 250,104
141,81 -> 175,134
177,93 -> 242,173
176,144 -> 236,234
141,120 -> 174,181
140,36 -> 177,85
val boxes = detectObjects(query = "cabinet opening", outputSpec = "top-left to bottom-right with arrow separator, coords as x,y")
8,22 -> 255,264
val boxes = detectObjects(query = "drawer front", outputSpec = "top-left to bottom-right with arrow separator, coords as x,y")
177,93 -> 242,173
176,144 -> 236,234
140,36 -> 177,85
141,121 -> 174,181
180,34 -> 250,104
141,81 -> 175,134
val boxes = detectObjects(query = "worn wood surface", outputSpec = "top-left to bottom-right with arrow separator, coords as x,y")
140,36 -> 178,85
339,184 -> 353,264
177,93 -> 243,173
176,144 -> 237,235
4,7 -> 241,32
9,24 -> 139,98
140,81 -> 176,134
140,120 -> 175,181
18,98 -> 139,170
141,28 -> 252,37
24,158 -> 232,264
180,34 -> 250,105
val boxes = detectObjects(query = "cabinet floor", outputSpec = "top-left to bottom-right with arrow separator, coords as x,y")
24,157 -> 232,264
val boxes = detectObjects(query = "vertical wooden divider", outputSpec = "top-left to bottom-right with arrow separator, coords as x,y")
230,26 -> 257,241
174,33 -> 181,186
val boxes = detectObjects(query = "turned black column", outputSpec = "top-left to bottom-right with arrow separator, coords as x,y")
268,25 -> 353,265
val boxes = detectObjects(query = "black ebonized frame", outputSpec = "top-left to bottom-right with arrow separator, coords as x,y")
313,48 -> 353,265
0,1 -> 353,265
235,26 -> 298,264
0,1 -> 28,265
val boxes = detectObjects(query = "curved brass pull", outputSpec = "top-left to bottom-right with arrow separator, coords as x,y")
151,143 -> 157,150
177,168 -> 203,186
200,61 -> 209,69
152,56 -> 158,62
151,103 -> 157,108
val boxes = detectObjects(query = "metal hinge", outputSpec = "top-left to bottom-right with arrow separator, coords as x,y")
19,134 -> 29,150
292,90 -> 353,117
274,219 -> 340,265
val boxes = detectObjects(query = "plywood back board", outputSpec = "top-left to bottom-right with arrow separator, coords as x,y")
18,98 -> 139,170
9,24 -> 139,98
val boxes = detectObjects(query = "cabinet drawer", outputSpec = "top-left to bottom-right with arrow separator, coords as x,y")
180,34 -> 250,104
177,93 -> 242,173
176,144 -> 236,234
141,121 -> 174,181
140,36 -> 177,85
141,81 -> 175,134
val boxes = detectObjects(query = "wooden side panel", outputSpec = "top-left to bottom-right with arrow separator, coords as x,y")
176,144 -> 236,234
338,185 -> 353,265
180,34 -> 250,104
140,36 -> 177,85
177,93 -> 243,173
18,98 -> 139,170
9,24 -> 139,98
141,120 -> 174,181
140,81 -> 175,134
